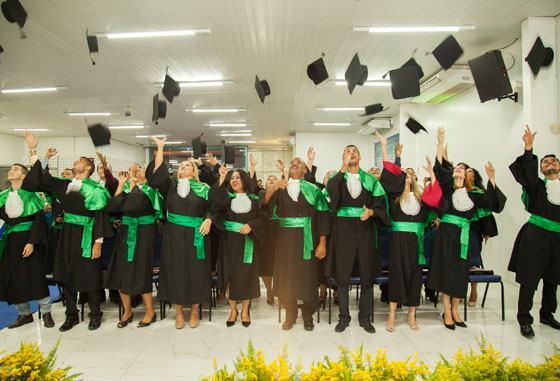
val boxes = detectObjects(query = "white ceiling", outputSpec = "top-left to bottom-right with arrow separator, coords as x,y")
0,0 -> 559,148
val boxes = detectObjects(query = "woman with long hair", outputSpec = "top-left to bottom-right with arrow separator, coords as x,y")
210,165 -> 265,327
427,128 -> 506,330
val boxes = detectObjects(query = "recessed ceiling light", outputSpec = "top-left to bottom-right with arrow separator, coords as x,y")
11,128 -> 50,131
180,81 -> 233,87
1,87 -> 61,94
353,25 -> 475,33
228,140 -> 256,144
313,122 -> 352,126
319,107 -> 364,111
136,134 -> 168,138
190,108 -> 245,113
67,112 -> 112,116
109,125 -> 145,129
163,141 -> 184,145
220,130 -> 252,133
104,28 -> 211,39
208,123 -> 247,127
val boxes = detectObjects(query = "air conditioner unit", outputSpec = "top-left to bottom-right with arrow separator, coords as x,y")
357,119 -> 392,135
411,65 -> 474,104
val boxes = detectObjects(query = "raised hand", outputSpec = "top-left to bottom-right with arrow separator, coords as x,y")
192,157 -> 203,167
249,153 -> 258,167
149,135 -> 167,148
394,143 -> 403,158
274,178 -> 287,190
95,151 -> 108,168
129,163 -> 138,178
117,170 -> 128,184
437,127 -> 445,146
207,152 -> 218,166
24,130 -> 39,150
276,159 -> 286,172
522,124 -> 537,150
45,148 -> 58,159
307,147 -> 316,162
218,164 -> 228,179
485,161 -> 496,182
422,156 -> 434,177
375,130 -> 387,146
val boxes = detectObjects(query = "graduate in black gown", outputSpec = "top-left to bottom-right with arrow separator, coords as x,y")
146,136 -> 215,329
508,125 -> 560,338
104,164 -> 163,328
21,132 -> 113,331
257,174 -> 279,305
377,132 -> 442,332
264,157 -> 331,331
427,128 -> 506,330
0,163 -> 53,328
326,145 -> 390,334
210,165 -> 265,327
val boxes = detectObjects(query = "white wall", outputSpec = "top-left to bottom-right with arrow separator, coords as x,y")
248,147 -> 293,185
0,133 -> 26,166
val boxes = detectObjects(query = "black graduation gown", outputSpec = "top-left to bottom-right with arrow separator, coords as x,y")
209,184 -> 265,301
0,206 -> 49,305
103,186 -> 157,295
508,149 -> 560,290
380,168 -> 434,306
427,158 -> 506,298
326,170 -> 390,288
147,161 -> 215,306
469,214 -> 498,268
22,161 -> 113,292
257,189 -> 279,277
267,188 -> 330,302
45,194 -> 64,274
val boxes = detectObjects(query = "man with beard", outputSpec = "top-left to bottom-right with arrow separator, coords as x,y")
264,157 -> 330,331
509,125 -> 560,338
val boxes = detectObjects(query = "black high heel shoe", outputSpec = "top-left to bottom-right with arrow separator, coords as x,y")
442,313 -> 455,330
117,313 -> 133,328
137,313 -> 157,328
241,310 -> 251,328
453,316 -> 467,328
227,310 -> 238,327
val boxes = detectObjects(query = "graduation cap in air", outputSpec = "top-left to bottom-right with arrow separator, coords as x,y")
432,35 -> 463,70
359,103 -> 385,116
221,141 -> 235,164
152,94 -> 167,124
1,0 -> 27,38
388,66 -> 420,99
86,29 -> 98,65
162,73 -> 180,103
405,117 -> 427,134
401,58 -> 424,80
525,36 -> 554,76
0,44 -> 4,62
345,53 -> 368,95
87,123 -> 111,147
254,75 -> 270,103
192,134 -> 207,159
307,57 -> 329,85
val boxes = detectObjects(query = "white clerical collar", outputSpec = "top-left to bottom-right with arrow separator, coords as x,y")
66,178 -> 83,194
346,172 -> 362,199
5,190 -> 24,218
452,187 -> 474,212
287,178 -> 301,202
400,192 -> 421,216
177,178 -> 191,198
231,193 -> 252,214
546,178 -> 560,205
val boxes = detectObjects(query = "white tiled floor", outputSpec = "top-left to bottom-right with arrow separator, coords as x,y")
1,281 -> 559,380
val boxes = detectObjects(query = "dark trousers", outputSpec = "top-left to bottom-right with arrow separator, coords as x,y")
517,281 -> 558,325
338,285 -> 372,324
64,286 -> 102,319
282,299 -> 318,323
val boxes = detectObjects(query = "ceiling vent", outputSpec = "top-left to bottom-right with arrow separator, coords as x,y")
357,118 -> 392,135
412,65 -> 474,104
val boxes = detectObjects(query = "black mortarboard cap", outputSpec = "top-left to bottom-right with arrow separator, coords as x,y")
525,36 -> 554,76
468,50 -> 513,103
1,0 -> 26,38
254,75 -> 270,103
388,66 -> 420,99
162,73 -> 180,103
432,35 -> 463,70
86,29 -> 98,65
192,134 -> 207,159
307,57 -> 329,85
359,103 -> 384,116
152,94 -> 167,124
345,53 -> 368,95
87,123 -> 111,147
221,142 -> 235,164
0,44 -> 4,60
401,57 -> 424,80
405,117 -> 427,134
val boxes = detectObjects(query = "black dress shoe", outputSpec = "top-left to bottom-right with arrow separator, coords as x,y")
335,321 -> 348,333
42,312 -> 55,328
7,314 -> 33,329
540,316 -> 560,330
303,321 -> 314,331
442,313 -> 455,330
453,318 -> 467,328
88,317 -> 102,330
282,320 -> 295,330
359,321 -> 376,333
137,313 -> 156,328
59,316 -> 79,332
117,313 -> 134,328
520,324 -> 535,338
226,310 -> 238,327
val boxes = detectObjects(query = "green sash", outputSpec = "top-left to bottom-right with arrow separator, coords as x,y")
528,214 -> 560,233
440,214 -> 470,260
276,216 -> 313,259
124,182 -> 164,220
336,206 -> 364,218
224,220 -> 254,264
391,221 -> 426,265
78,178 -> 111,211
0,188 -> 45,217
299,180 -> 331,211
167,213 -> 206,259
0,221 -> 34,259
344,168 -> 386,197
188,180 -> 210,200
64,213 -> 95,258
122,215 -> 156,261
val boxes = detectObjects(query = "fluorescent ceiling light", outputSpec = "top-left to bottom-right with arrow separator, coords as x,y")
179,80 -> 232,87
313,122 -> 351,126
320,107 -> 364,111
1,87 -> 59,94
181,150 -> 193,153
105,29 -> 211,39
228,140 -> 256,144
334,80 -> 391,87
163,141 -> 184,145
109,125 -> 145,129
136,134 -> 168,138
219,133 -> 252,137
208,123 -> 247,127
190,108 -> 245,113
11,128 -> 50,131
67,112 -> 112,116
221,130 -> 251,133
353,25 -> 475,33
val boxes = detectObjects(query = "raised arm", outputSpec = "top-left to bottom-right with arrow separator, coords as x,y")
149,136 -> 167,170
375,131 -> 390,162
306,146 -> 316,172
248,153 -> 257,180
24,131 -> 40,166
436,127 -> 445,165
